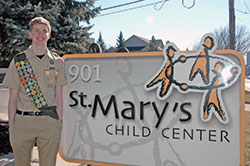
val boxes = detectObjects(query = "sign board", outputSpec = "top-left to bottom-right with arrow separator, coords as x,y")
60,34 -> 245,166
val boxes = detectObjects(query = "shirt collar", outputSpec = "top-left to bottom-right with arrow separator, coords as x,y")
26,46 -> 53,59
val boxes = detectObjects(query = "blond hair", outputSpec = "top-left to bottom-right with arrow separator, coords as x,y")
29,17 -> 51,33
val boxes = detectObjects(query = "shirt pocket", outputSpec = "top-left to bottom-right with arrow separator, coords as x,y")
44,69 -> 58,88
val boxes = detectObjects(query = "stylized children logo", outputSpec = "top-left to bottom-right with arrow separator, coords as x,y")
144,33 -> 241,124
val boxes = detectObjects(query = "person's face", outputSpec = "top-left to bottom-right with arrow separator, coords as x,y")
29,23 -> 51,47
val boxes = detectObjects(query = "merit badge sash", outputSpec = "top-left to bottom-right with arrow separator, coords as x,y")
14,53 -> 58,119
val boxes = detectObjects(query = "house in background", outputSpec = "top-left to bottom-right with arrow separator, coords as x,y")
247,52 -> 250,66
125,35 -> 164,52
106,46 -> 116,53
106,35 -> 164,53
245,52 -> 250,77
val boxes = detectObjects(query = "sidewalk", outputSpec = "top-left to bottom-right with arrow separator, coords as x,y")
0,147 -> 84,166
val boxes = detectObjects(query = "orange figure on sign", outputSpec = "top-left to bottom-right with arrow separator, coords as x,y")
146,45 -> 176,98
145,33 -> 241,124
189,36 -> 215,84
203,61 -> 238,123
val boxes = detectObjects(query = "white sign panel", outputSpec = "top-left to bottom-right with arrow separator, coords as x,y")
60,34 -> 245,166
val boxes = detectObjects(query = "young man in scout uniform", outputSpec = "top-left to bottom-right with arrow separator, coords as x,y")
3,17 -> 67,166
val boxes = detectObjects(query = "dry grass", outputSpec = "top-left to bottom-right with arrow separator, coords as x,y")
246,90 -> 250,103
245,90 -> 250,166
246,111 -> 250,166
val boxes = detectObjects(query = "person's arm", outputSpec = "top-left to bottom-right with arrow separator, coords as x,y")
8,88 -> 18,125
55,86 -> 63,121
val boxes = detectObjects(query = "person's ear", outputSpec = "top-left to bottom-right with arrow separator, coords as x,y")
29,31 -> 32,38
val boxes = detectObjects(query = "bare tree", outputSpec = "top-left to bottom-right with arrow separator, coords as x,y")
193,25 -> 250,56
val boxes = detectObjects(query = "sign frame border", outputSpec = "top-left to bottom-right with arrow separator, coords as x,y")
60,50 -> 245,166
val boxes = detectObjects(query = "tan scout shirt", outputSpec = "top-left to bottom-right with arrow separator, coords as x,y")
3,46 -> 67,112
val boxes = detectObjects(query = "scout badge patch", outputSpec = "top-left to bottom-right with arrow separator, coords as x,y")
44,68 -> 58,87
14,53 -> 59,119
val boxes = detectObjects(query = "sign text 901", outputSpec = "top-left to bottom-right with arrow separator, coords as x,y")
68,64 -> 102,83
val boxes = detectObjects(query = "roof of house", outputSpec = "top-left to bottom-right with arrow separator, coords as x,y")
106,46 -> 116,53
125,35 -> 164,52
124,35 -> 150,48
106,35 -> 164,53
